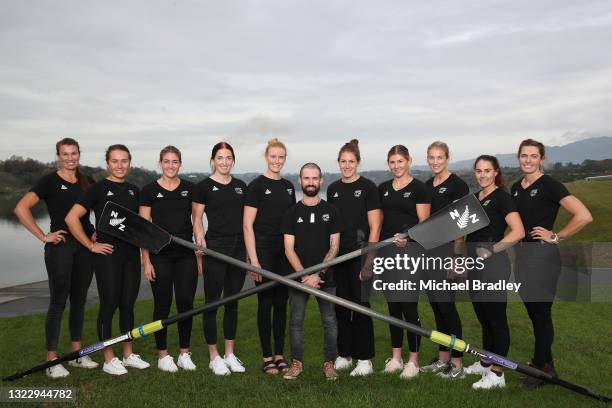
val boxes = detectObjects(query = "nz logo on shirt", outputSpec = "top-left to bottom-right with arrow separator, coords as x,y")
383,191 -> 389,197
322,213 -> 330,222
530,189 -> 538,197
483,199 -> 491,207
157,193 -> 164,198
181,190 -> 188,197
265,189 -> 272,195
333,192 -> 339,198
297,217 -> 303,223
128,189 -> 135,196
108,211 -> 126,231
354,190 -> 362,198
106,191 -> 114,196
438,187 -> 447,194
449,205 -> 480,230
212,186 -> 219,191
60,184 -> 68,190
287,188 -> 293,195
235,187 -> 243,195
403,192 -> 412,198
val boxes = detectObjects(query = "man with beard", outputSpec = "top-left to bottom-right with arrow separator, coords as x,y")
281,163 -> 342,381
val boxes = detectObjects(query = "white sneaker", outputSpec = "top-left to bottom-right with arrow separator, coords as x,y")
472,370 -> 506,389
122,353 -> 150,369
382,357 -> 404,374
158,355 -> 178,373
46,363 -> 69,379
334,356 -> 353,370
209,355 -> 231,376
103,357 -> 128,376
224,353 -> 245,373
350,360 -> 374,376
177,352 -> 197,371
464,361 -> 490,376
68,355 -> 99,369
400,361 -> 420,379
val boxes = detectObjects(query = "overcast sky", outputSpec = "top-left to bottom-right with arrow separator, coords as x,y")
1,0 -> 611,173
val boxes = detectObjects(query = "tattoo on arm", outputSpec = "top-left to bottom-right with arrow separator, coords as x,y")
320,233 -> 340,274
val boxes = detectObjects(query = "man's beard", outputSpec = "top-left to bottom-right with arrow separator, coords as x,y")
302,185 -> 320,197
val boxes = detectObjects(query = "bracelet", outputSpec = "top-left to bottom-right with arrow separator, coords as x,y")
41,233 -> 48,243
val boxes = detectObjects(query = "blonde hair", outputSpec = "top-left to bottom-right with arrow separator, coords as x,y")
265,138 -> 286,155
427,141 -> 450,159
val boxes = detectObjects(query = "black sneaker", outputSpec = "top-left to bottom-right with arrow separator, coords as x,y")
522,362 -> 557,390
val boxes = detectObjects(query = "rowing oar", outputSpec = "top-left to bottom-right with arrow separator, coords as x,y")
2,194 -> 487,382
99,201 -> 610,403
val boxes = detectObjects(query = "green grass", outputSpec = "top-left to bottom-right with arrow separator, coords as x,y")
1,296 -> 611,407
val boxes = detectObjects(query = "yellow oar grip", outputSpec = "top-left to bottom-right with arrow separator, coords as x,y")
430,330 -> 467,352
131,321 -> 164,339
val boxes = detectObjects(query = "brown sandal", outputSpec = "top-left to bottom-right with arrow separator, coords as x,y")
263,360 -> 279,375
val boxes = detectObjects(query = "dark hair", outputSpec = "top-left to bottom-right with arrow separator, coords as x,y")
299,162 -> 322,178
518,138 -> 545,158
427,141 -> 450,159
474,155 -> 505,190
55,138 -> 89,189
159,145 -> 182,163
210,142 -> 235,172
387,144 -> 410,162
337,139 -> 361,162
105,144 -> 131,162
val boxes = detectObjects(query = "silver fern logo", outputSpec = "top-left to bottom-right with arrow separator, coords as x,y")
449,205 -> 479,229
109,211 -> 126,231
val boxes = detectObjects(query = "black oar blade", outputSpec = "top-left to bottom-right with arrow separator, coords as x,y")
98,201 -> 172,253
408,194 -> 489,250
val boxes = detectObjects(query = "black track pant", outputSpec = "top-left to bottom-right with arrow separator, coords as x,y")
203,236 -> 246,345
150,247 -> 198,350
426,244 -> 463,358
334,250 -> 375,360
93,244 -> 141,341
469,249 -> 511,361
387,301 -> 421,352
515,243 -> 561,367
44,237 -> 93,351
255,237 -> 290,358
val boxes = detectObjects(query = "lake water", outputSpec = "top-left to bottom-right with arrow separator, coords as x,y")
0,190 -> 316,288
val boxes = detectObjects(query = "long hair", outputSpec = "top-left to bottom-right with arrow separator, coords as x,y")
474,155 -> 506,191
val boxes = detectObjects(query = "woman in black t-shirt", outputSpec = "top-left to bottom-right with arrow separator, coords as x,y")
422,141 -> 469,377
378,145 -> 431,379
243,138 -> 296,375
193,142 -> 248,376
66,144 -> 150,376
327,139 -> 382,376
465,155 -> 524,389
140,146 -> 197,373
14,138 -> 96,378
511,139 -> 592,389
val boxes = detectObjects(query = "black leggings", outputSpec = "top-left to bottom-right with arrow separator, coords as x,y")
44,237 -> 93,351
515,243 -> 561,367
387,302 -> 421,352
469,250 -> 511,361
203,236 -> 246,345
93,244 -> 141,341
334,251 -> 375,360
150,247 -> 198,350
255,239 -> 290,358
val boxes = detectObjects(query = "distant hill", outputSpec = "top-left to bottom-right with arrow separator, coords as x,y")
413,136 -> 612,170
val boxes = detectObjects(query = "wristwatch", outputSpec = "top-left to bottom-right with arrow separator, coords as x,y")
550,232 -> 560,244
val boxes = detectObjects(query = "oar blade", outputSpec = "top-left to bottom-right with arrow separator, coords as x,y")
408,193 -> 489,250
98,201 -> 172,253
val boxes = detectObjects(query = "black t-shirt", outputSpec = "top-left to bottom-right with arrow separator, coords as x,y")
425,173 -> 470,214
327,176 -> 381,250
30,172 -> 95,237
140,179 -> 194,255
281,200 -> 342,287
467,188 -> 517,243
510,175 -> 570,241
378,178 -> 431,240
245,175 -> 296,237
77,178 -> 139,247
192,177 -> 247,239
